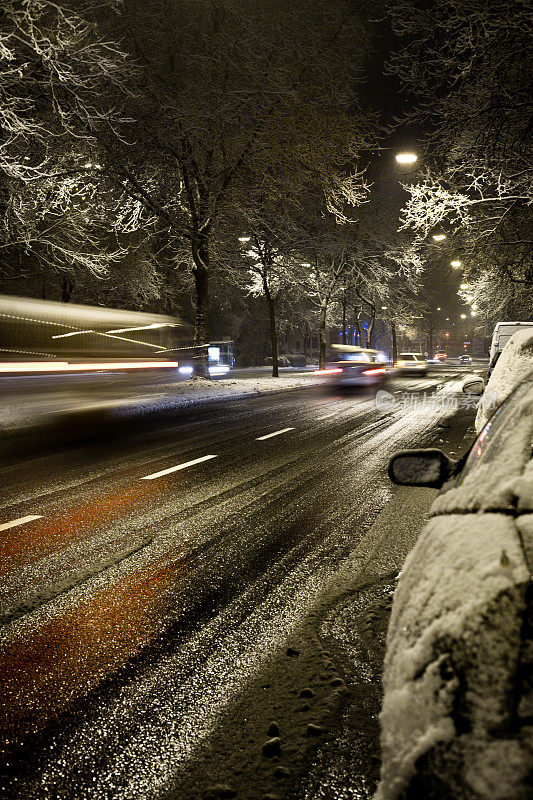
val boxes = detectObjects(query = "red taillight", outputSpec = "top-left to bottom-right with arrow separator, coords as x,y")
313,368 -> 343,374
362,368 -> 386,375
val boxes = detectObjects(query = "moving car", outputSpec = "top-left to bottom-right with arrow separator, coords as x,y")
376,336 -> 533,799
458,353 -> 471,364
394,352 -> 428,375
324,344 -> 388,387
433,352 -> 447,361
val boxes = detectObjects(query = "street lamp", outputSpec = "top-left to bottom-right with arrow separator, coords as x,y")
450,260 -> 462,268
460,283 -> 469,290
395,152 -> 418,165
238,236 -> 250,243
432,233 -> 446,242
460,314 -> 466,319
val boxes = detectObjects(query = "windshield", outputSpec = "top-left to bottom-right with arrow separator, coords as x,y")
400,354 -> 420,361
338,352 -> 373,362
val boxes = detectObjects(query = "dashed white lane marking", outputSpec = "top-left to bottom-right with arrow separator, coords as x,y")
317,412 -> 338,420
141,454 -> 218,480
0,514 -> 43,532
256,427 -> 295,441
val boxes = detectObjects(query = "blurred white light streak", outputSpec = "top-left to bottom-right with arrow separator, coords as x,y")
0,361 -> 179,373
141,454 -> 218,480
52,330 -> 94,339
106,323 -> 176,333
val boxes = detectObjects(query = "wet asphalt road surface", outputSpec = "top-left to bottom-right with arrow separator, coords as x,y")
0,367 -> 480,800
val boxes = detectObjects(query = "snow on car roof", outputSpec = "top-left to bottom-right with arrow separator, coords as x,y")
476,327 -> 533,432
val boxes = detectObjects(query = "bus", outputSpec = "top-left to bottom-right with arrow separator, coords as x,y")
0,294 -> 195,420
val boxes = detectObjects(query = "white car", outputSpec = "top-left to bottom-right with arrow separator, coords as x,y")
394,352 -> 428,375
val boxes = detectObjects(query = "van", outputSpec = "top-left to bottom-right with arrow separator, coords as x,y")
488,321 -> 533,376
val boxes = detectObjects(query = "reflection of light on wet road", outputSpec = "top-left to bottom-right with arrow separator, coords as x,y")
0,552 -> 185,752
0,485 -> 150,578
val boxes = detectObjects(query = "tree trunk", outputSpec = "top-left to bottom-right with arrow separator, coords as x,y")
191,236 -> 210,378
391,322 -> 398,363
354,309 -> 363,346
428,325 -> 434,358
341,288 -> 347,344
318,304 -> 327,370
61,276 -> 74,302
263,277 -> 279,377
367,307 -> 376,348
303,321 -> 309,361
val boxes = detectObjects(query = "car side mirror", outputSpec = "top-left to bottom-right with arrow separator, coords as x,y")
388,448 -> 459,488
462,378 -> 484,396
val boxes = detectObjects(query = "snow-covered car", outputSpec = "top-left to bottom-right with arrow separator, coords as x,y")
376,376 -> 533,800
475,326 -> 533,432
394,353 -> 428,375
488,320 -> 533,378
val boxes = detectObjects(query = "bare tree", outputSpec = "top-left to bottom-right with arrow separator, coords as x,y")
388,0 -> 533,304
98,0 -> 379,374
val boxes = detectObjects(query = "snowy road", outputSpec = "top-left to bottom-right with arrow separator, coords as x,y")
0,367 -> 479,800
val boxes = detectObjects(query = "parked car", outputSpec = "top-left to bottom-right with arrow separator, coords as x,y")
377,371 -> 533,799
323,344 -> 388,387
488,320 -> 533,377
458,353 -> 471,364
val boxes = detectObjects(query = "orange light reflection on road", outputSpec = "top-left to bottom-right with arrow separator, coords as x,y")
0,552 -> 185,753
0,484 -> 151,579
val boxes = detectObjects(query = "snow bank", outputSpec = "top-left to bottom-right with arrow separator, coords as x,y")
476,327 -> 533,432
375,513 -> 531,800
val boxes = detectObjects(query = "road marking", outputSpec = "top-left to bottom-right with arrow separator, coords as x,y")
256,427 -> 295,441
317,412 -> 337,420
141,454 -> 218,480
0,514 -> 42,532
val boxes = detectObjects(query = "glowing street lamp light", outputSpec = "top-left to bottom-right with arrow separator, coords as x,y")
432,233 -> 446,242
395,152 -> 418,165
460,314 -> 467,319
460,283 -> 469,290
238,236 -> 250,243
381,306 -> 388,310
300,262 -> 311,267
471,311 -> 478,317
437,307 -> 441,311
450,260 -> 462,268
